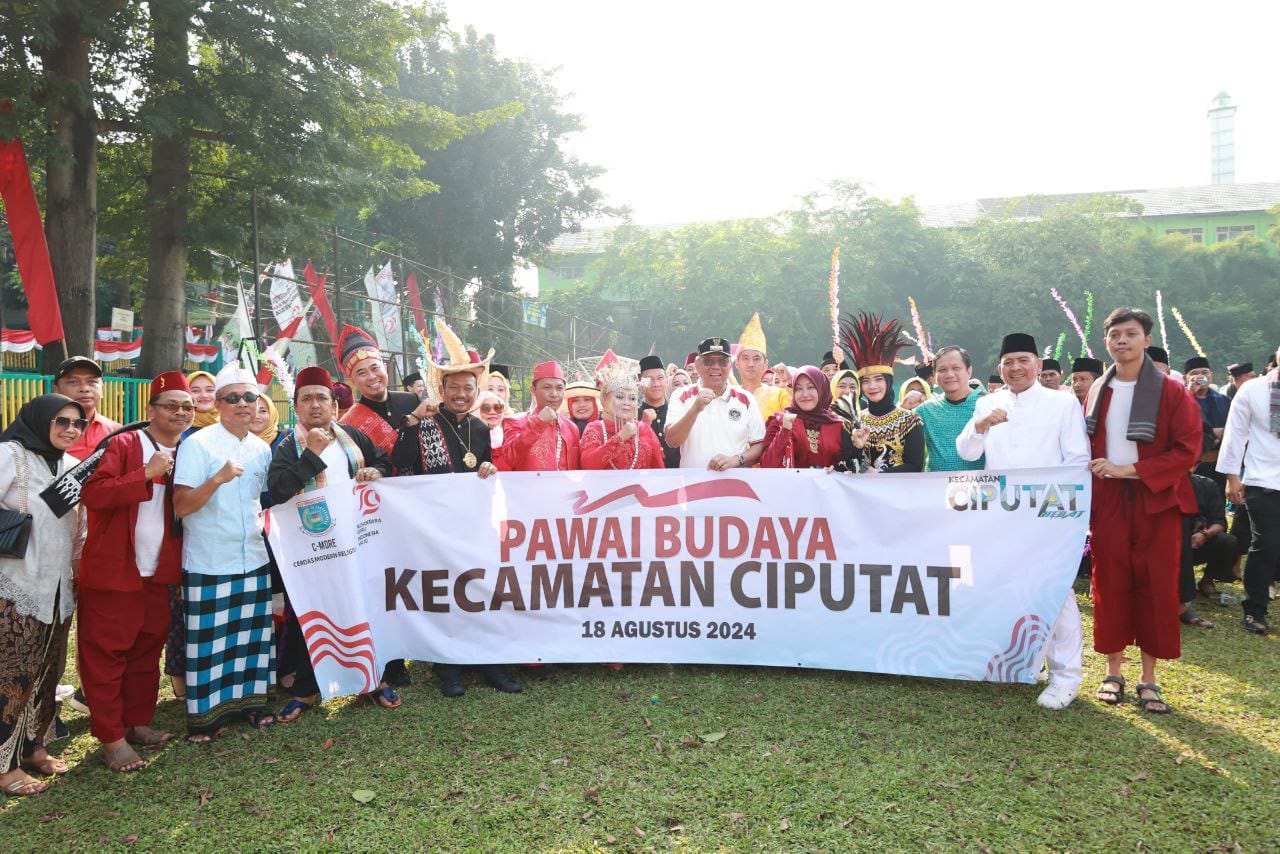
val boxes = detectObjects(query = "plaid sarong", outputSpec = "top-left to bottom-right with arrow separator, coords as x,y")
183,566 -> 275,734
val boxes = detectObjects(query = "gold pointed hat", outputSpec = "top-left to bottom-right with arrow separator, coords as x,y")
737,312 -> 767,358
427,317 -> 493,397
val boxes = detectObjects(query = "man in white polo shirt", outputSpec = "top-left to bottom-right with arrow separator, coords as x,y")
664,336 -> 766,471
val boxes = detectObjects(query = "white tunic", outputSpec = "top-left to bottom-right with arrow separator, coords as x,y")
956,381 -> 1089,469
1217,371 -> 1280,490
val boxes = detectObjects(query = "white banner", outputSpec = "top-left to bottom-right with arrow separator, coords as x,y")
266,468 -> 1090,699
268,259 -> 304,333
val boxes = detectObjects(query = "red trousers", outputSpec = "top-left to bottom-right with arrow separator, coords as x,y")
78,583 -> 170,742
1090,480 -> 1182,660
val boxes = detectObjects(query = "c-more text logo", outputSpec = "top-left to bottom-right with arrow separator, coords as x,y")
945,474 -> 1085,519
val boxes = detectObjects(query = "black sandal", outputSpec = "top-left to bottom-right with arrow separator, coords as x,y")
245,711 -> 276,729
1095,674 -> 1125,705
1135,682 -> 1171,714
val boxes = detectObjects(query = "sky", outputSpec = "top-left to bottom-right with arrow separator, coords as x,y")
441,0 -> 1280,226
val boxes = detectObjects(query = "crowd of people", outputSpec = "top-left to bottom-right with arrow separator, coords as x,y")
0,305 -> 1276,796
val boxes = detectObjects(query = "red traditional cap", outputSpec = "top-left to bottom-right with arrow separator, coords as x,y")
532,361 -> 565,384
151,371 -> 191,398
684,352 -> 697,368
294,366 -> 333,399
335,325 -> 382,376
467,349 -> 481,364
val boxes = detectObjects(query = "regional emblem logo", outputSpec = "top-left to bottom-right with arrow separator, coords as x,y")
298,497 -> 334,536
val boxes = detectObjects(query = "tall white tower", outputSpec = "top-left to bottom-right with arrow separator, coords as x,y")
1208,91 -> 1236,185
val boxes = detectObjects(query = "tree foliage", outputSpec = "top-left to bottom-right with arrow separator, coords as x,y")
547,187 -> 1280,374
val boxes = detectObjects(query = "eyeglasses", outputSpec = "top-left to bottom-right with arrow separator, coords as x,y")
218,391 -> 260,404
700,356 -> 731,367
53,416 -> 89,432
152,402 -> 196,413
480,404 -> 505,413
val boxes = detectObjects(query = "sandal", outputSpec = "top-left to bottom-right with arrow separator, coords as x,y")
277,696 -> 318,723
1179,610 -> 1214,629
1095,674 -> 1125,705
101,744 -> 146,773
126,726 -> 173,747
186,726 -> 228,744
2,775 -> 48,796
20,753 -> 69,775
246,711 -> 276,730
1135,682 -> 1171,715
1197,580 -> 1219,598
365,686 -> 402,709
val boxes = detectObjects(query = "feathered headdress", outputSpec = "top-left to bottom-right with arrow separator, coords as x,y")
839,311 -> 908,379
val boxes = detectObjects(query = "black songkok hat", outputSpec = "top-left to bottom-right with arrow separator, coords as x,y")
1072,357 -> 1104,376
1183,356 -> 1210,373
821,351 -> 836,368
998,333 -> 1037,358
1041,358 -> 1062,373
914,362 -> 934,380
988,374 -> 1003,384
1228,362 -> 1254,378
1146,346 -> 1169,365
638,355 -> 664,372
401,371 -> 422,388
490,363 -> 511,380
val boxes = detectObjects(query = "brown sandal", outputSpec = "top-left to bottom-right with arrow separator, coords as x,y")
101,744 -> 146,773
126,726 -> 173,747
20,753 -> 69,775
3,774 -> 49,796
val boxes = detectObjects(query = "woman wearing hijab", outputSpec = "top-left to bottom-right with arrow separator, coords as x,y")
0,394 -> 87,796
829,368 -> 859,404
762,366 -> 869,468
183,371 -> 218,438
839,312 -> 925,473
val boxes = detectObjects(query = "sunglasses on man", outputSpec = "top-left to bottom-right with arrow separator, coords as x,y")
52,416 -> 90,432
218,391 -> 260,404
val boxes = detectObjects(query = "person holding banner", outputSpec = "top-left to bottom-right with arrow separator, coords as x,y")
77,372 -> 192,772
500,361 -> 581,472
665,337 -> 765,471
838,313 -> 924,473
267,367 -> 393,718
761,366 -> 867,469
334,324 -> 417,689
395,322 -> 520,698
1086,309 -> 1202,714
914,346 -> 985,472
172,366 -> 276,741
580,367 -> 665,470
957,332 -> 1090,710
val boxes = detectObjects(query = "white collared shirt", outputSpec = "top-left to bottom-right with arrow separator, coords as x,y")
666,384 -> 765,469
957,381 -> 1090,469
1217,372 -> 1280,490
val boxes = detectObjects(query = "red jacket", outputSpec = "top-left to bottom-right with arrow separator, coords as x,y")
1088,375 -> 1201,516
79,429 -> 182,590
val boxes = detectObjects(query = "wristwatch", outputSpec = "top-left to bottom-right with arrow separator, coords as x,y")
736,452 -> 745,467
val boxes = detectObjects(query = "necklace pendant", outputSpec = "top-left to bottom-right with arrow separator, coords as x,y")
463,451 -> 478,469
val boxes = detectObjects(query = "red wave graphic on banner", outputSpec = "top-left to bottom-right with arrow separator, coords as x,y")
298,610 -> 376,693
568,479 -> 760,515
984,614 -> 1050,683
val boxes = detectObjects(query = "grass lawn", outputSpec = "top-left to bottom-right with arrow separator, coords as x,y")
3,581 -> 1277,851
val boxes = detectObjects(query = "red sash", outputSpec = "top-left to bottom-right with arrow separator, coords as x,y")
340,402 -> 399,454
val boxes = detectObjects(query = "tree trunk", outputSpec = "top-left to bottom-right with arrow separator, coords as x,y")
40,13 -> 97,359
138,3 -> 190,377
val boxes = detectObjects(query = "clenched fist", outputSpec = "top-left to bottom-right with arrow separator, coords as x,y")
976,408 -> 1008,434
305,427 -> 333,455
215,459 -> 245,485
694,388 -> 716,410
537,406 -> 558,424
642,409 -> 656,425
619,420 -> 638,442
781,412 -> 797,431
144,451 -> 174,481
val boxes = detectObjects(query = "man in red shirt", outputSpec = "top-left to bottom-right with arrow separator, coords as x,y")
53,356 -> 120,460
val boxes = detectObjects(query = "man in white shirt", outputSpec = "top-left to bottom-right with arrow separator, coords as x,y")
957,333 -> 1089,710
665,337 -> 766,471
1218,344 -> 1280,635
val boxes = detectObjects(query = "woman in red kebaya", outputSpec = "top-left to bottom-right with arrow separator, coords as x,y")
762,365 -> 868,469
580,368 -> 665,470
